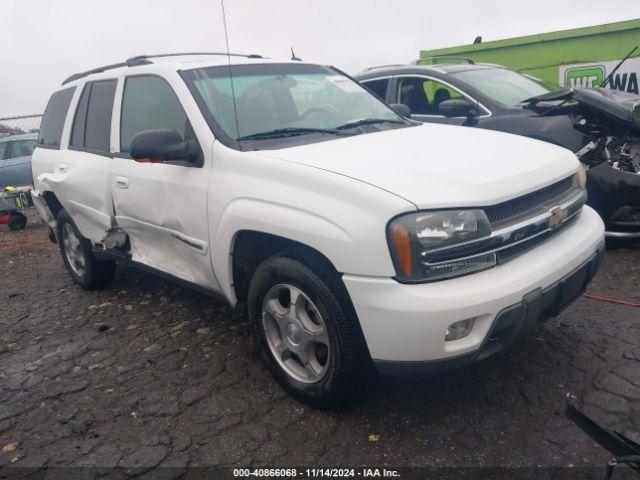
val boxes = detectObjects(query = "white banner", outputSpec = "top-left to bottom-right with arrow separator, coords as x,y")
559,57 -> 640,93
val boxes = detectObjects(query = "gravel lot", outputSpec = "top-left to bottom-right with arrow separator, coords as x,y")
0,212 -> 638,478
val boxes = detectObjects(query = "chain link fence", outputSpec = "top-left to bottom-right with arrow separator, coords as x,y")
0,114 -> 42,138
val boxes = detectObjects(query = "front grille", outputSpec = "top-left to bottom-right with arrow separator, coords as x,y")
485,176 -> 574,226
496,213 -> 579,264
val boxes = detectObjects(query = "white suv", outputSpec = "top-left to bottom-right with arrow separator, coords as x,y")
32,53 -> 604,407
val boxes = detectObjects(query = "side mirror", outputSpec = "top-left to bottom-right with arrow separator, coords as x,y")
389,103 -> 412,118
438,99 -> 479,118
130,129 -> 199,163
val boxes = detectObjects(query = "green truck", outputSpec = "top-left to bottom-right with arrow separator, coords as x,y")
419,18 -> 640,94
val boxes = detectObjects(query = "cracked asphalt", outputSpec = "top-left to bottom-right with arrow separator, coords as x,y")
0,212 -> 638,478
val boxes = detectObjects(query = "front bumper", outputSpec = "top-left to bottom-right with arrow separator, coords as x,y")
343,206 -> 605,374
375,244 -> 603,376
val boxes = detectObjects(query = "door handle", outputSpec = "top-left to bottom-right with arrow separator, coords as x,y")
115,176 -> 130,189
57,163 -> 67,173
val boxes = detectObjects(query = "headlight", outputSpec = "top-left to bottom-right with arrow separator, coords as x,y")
575,163 -> 587,190
388,210 -> 494,282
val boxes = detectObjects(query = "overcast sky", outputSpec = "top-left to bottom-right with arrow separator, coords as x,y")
1,0 -> 639,117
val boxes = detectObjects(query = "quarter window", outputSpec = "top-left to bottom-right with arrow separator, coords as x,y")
71,80 -> 117,152
38,87 -> 75,149
120,76 -> 189,153
397,77 -> 464,116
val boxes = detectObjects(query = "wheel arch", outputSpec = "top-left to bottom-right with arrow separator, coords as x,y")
230,230 -> 342,305
212,198 -> 362,305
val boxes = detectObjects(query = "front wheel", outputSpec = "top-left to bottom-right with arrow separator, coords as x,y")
57,210 -> 115,290
248,253 -> 365,408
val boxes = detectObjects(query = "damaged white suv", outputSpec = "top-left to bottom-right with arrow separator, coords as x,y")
32,53 -> 605,407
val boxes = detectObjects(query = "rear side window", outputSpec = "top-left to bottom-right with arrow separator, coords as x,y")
362,79 -> 389,100
70,85 -> 90,147
38,87 -> 75,149
71,80 -> 117,152
120,76 -> 188,153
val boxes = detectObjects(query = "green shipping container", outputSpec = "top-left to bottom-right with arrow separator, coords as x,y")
419,19 -> 640,94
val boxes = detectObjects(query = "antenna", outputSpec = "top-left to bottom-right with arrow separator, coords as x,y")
291,47 -> 301,61
221,0 -> 241,139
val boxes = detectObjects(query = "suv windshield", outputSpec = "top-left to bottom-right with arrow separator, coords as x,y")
183,63 -> 405,146
451,68 -> 557,107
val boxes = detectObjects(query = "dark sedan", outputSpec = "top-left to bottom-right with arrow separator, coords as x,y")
354,62 -> 640,240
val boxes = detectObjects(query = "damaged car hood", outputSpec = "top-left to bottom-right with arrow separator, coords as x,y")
255,123 -> 579,209
573,87 -> 640,126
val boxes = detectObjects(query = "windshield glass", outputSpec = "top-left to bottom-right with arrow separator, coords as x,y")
451,68 -> 556,107
183,63 -> 403,143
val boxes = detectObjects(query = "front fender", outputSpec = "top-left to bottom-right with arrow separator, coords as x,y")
212,198 -> 395,303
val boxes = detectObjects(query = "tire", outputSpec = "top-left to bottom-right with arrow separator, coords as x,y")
248,252 -> 365,408
605,236 -> 639,250
8,212 -> 27,230
57,210 -> 115,290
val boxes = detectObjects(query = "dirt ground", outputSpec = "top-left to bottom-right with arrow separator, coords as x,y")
0,212 -> 638,479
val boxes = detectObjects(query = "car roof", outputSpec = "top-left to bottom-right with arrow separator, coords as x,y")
0,132 -> 38,142
60,54 -> 315,88
356,63 -> 502,78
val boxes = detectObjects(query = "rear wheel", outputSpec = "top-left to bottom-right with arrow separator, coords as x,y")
57,210 -> 115,290
248,253 -> 364,408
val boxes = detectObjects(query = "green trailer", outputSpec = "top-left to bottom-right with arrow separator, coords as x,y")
419,19 -> 640,94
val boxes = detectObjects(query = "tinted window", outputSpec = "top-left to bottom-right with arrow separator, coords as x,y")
363,79 -> 388,100
85,80 -> 116,151
70,84 -> 90,147
70,80 -> 116,152
0,142 -> 7,160
38,87 -> 75,148
120,76 -> 188,152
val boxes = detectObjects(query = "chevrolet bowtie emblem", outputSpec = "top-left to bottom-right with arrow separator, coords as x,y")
548,206 -> 568,230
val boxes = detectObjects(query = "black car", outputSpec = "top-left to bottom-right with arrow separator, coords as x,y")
354,61 -> 640,240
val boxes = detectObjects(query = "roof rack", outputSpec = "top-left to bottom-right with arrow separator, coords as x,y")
412,56 -> 476,65
363,64 -> 405,71
62,52 -> 264,85
125,52 -> 264,62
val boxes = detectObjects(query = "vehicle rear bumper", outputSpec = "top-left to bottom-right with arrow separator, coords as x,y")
342,206 -> 605,374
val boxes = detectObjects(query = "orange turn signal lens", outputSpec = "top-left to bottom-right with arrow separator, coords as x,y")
390,223 -> 412,277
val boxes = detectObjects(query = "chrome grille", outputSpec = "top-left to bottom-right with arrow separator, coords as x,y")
485,176 -> 575,226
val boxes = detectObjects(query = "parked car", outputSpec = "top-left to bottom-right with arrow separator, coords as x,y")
0,132 -> 37,189
32,53 -> 604,407
354,62 -> 640,240
0,132 -> 37,216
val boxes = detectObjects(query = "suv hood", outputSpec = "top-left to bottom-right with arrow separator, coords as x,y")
256,123 -> 579,209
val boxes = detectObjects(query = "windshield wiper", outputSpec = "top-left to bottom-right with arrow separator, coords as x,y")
237,127 -> 346,141
335,118 -> 406,130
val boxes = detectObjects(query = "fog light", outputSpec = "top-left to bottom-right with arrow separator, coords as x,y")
445,318 -> 475,341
